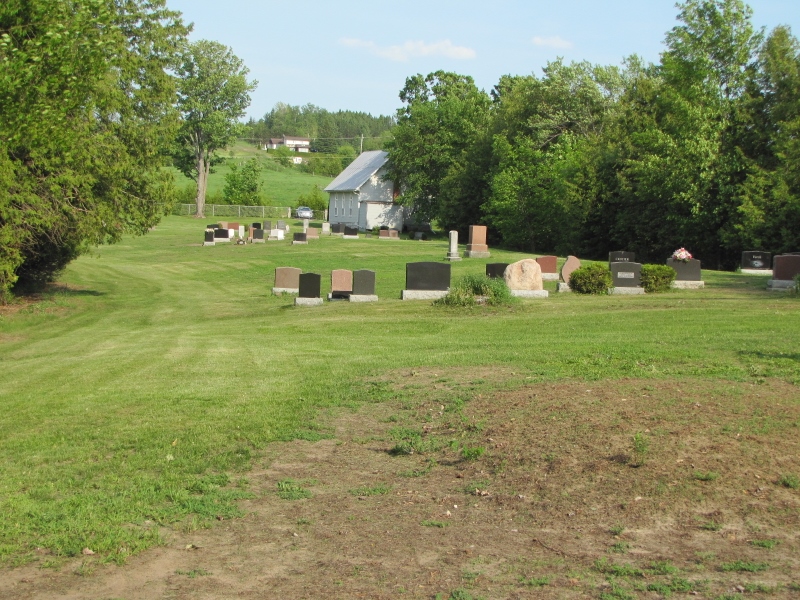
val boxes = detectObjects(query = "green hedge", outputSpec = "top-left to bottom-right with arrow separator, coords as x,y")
569,264 -> 612,294
641,264 -> 676,293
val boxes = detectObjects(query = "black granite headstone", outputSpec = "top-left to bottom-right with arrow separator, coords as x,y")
253,228 -> 265,240
331,223 -> 345,234
344,226 -> 359,236
207,224 -> 218,229
666,258 -> 701,281
379,225 -> 389,231
293,232 -> 307,242
611,262 -> 642,288
213,228 -> 229,239
486,263 -> 509,279
298,273 -> 321,298
352,270 -> 376,295
406,262 -> 451,291
204,230 -> 215,242
609,251 -> 636,264
741,251 -> 771,270
252,222 -> 261,229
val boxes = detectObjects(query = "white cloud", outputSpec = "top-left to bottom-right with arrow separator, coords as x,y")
531,35 -> 573,50
339,38 -> 476,62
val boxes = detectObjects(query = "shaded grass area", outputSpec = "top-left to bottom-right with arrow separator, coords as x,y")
0,215 -> 798,566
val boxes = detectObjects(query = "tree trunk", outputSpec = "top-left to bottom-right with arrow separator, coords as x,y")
195,154 -> 206,218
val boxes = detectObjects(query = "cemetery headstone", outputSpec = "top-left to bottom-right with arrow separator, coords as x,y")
485,263 -> 509,279
277,220 -> 286,231
296,273 -> 323,306
414,232 -> 427,241
402,262 -> 450,300
343,226 -> 359,238
303,218 -> 309,231
504,259 -> 548,298
536,256 -> 558,281
203,230 -> 215,246
272,267 -> 301,295
218,221 -> 229,229
741,251 -> 772,274
465,225 -> 490,258
268,228 -> 285,241
329,269 -> 353,300
214,228 -> 231,241
207,224 -> 219,229
610,262 -> 644,294
767,254 -> 800,290
331,223 -> 344,235
446,230 -> 461,261
322,222 -> 331,234
263,220 -> 272,231
252,222 -> 261,229
558,255 -> 581,292
379,229 -> 390,238
252,228 -> 265,243
238,225 -> 245,239
350,269 -> 378,302
292,232 -> 308,245
666,257 -> 704,288
609,251 -> 636,264
306,227 -> 319,239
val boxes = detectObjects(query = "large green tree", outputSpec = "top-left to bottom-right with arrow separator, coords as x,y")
173,40 -> 257,218
0,0 -> 188,298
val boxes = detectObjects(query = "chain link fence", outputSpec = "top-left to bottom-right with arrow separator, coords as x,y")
173,204 -> 293,218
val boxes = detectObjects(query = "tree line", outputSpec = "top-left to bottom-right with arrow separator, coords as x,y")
245,103 -> 394,153
387,0 -> 800,269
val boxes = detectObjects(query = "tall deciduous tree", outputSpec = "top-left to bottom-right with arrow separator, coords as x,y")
174,40 -> 257,218
0,0 -> 188,298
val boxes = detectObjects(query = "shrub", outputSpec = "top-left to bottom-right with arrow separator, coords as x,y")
569,263 -> 611,294
435,274 -> 514,307
640,264 -> 676,293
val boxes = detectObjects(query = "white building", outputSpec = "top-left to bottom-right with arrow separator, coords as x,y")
325,150 -> 407,231
266,135 -> 311,153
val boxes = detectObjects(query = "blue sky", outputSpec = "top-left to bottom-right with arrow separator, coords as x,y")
166,0 -> 800,120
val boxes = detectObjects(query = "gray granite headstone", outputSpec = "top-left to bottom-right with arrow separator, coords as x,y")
611,262 -> 642,287
609,251 -> 636,264
352,270 -> 376,295
486,263 -> 509,279
277,220 -> 286,230
406,262 -> 450,291
773,254 -> 800,280
667,258 -> 701,281
299,273 -> 321,298
263,220 -> 272,231
253,228 -> 265,240
741,251 -> 771,270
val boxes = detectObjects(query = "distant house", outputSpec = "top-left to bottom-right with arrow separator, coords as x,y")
325,150 -> 405,231
266,135 -> 311,153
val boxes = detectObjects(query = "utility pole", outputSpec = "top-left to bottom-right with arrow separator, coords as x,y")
360,134 -> 364,154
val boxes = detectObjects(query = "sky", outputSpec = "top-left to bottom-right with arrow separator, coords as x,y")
166,0 -> 800,121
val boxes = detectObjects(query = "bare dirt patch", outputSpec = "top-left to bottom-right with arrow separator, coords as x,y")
2,376 -> 799,599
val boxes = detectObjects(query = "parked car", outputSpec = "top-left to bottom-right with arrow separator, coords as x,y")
295,206 -> 313,219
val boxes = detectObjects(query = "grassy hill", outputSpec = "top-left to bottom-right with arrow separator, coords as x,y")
1,217 -> 798,596
170,140 -> 333,206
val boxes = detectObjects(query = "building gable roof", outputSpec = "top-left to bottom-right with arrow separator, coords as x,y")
324,150 -> 389,193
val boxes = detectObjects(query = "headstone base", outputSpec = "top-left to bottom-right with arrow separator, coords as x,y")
292,240 -> 308,245
446,253 -> 462,261
557,282 -> 571,293
295,297 -> 323,306
252,239 -> 265,244
510,290 -> 549,298
379,237 -> 400,241
342,235 -> 359,240
327,293 -> 351,301
215,238 -> 231,242
272,287 -> 299,295
349,294 -> 379,303
610,287 -> 645,295
671,280 -> 705,289
465,250 -> 491,258
267,236 -> 280,241
401,290 -> 449,300
203,241 -> 215,246
330,232 -> 344,236
541,273 -> 559,281
741,269 -> 772,276
766,279 -> 796,291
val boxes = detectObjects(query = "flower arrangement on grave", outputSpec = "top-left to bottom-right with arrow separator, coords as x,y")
671,247 -> 693,263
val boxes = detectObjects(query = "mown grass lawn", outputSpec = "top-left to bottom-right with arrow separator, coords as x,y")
0,215 -> 798,566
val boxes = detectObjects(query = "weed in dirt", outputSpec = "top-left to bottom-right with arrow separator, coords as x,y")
349,484 -> 392,496
647,577 -> 699,594
276,479 -> 312,500
464,480 -> 491,494
594,558 -> 644,577
609,524 -> 625,536
631,432 -> 649,466
388,426 -> 439,455
609,542 -> 630,554
695,551 -> 716,562
461,570 -> 481,584
749,539 -> 778,549
744,583 -> 780,593
788,583 -> 800,591
599,581 -> 636,600
778,473 -> 799,489
399,458 -> 437,477
296,518 -> 312,526
436,589 -> 485,600
74,560 -> 95,577
461,446 -> 486,461
421,520 -> 449,528
175,568 -> 210,578
693,471 -> 720,482
520,575 -> 550,587
700,520 -> 723,532
719,560 -> 769,572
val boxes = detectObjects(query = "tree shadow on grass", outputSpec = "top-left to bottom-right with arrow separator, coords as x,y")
739,350 -> 800,362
